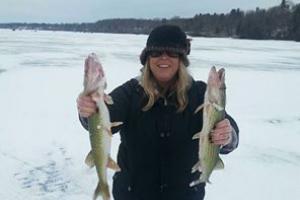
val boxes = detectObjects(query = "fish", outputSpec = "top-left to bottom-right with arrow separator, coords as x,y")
190,66 -> 226,186
81,53 -> 121,200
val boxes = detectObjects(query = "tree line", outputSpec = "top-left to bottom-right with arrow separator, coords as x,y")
1,0 -> 300,41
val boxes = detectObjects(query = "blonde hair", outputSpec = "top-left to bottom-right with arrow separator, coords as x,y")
140,61 -> 192,112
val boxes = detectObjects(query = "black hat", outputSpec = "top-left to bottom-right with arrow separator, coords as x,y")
140,25 -> 191,66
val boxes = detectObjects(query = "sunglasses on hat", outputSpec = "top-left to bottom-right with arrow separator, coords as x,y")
149,50 -> 181,58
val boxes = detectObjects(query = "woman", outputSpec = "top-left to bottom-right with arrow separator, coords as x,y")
77,25 -> 239,200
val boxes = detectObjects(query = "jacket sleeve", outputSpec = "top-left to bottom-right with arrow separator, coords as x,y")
220,112 -> 239,154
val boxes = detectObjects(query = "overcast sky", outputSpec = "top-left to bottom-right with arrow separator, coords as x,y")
1,0 -> 300,23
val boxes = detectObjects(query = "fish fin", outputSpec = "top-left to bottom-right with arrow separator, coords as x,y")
192,132 -> 202,140
190,174 -> 211,186
212,102 -> 224,111
194,104 -> 205,114
214,158 -> 225,170
84,150 -> 95,168
104,94 -> 114,105
189,180 -> 197,187
191,160 -> 202,173
190,179 -> 204,187
93,181 -> 110,200
111,121 -> 123,127
107,156 -> 121,172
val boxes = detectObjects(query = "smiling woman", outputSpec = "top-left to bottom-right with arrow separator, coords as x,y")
77,24 -> 239,200
139,25 -> 191,111
148,52 -> 180,87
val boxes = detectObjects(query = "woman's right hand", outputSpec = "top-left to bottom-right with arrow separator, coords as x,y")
76,94 -> 98,118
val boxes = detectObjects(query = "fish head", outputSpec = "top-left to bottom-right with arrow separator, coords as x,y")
83,53 -> 106,95
206,66 -> 226,105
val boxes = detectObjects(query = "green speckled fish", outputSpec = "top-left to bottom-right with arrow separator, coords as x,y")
190,66 -> 226,186
81,53 -> 121,200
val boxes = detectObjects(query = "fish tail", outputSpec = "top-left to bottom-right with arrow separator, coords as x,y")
199,173 -> 212,184
93,181 -> 110,200
190,173 -> 209,187
190,179 -> 202,187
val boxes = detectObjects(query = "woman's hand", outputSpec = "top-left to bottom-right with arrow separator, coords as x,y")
76,94 -> 98,118
210,119 -> 233,146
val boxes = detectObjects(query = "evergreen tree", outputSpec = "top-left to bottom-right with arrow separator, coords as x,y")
281,0 -> 288,9
292,4 -> 300,41
0,2 -> 299,41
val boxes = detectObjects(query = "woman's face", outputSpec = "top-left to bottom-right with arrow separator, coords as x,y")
148,51 -> 181,88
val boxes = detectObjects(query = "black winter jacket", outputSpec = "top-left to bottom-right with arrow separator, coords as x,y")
80,78 -> 239,200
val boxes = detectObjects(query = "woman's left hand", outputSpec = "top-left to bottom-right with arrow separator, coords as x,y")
210,119 -> 233,146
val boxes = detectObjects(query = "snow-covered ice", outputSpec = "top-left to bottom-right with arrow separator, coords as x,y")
0,29 -> 300,200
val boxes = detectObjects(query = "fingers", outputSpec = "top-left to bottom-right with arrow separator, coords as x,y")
77,95 -> 98,118
214,119 -> 231,129
210,133 -> 231,145
210,119 -> 233,145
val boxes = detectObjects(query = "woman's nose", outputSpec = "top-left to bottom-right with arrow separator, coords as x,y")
161,52 -> 168,59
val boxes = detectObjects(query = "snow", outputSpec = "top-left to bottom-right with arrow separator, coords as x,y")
0,29 -> 300,200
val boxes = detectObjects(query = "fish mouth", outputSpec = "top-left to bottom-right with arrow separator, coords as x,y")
218,68 -> 225,80
217,68 -> 226,89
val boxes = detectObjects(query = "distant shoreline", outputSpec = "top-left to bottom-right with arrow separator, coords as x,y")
1,1 -> 299,42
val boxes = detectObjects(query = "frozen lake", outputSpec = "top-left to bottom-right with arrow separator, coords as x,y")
0,29 -> 300,200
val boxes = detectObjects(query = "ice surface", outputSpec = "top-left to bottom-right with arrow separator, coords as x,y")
0,29 -> 300,200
